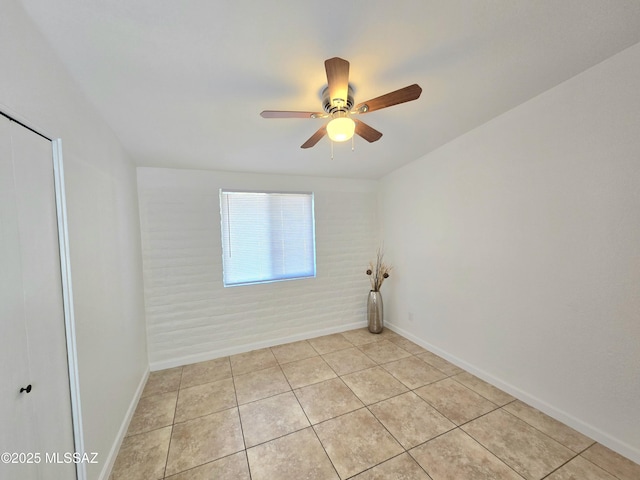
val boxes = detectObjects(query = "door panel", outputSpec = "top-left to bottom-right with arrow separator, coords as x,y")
0,116 -> 38,477
0,117 -> 75,479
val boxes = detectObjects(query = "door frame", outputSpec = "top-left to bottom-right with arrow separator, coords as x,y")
52,139 -> 86,480
1,110 -> 85,480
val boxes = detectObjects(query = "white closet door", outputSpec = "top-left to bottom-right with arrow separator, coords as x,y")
0,115 -> 38,477
0,116 -> 75,479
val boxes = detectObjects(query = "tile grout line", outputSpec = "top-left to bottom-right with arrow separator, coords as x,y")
228,357 -> 252,480
228,361 -> 252,480
162,366 -> 184,479
308,424 -> 343,480
498,406 -> 585,451
457,425 -> 529,479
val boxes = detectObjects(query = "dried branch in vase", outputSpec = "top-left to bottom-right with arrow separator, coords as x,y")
366,248 -> 392,292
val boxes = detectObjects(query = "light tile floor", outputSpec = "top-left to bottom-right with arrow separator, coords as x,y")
110,328 -> 640,480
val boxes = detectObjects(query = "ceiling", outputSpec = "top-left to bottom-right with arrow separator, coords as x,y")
19,0 -> 640,179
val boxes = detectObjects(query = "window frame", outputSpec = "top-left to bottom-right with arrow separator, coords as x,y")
219,189 -> 317,287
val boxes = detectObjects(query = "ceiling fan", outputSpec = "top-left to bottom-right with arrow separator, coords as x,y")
260,57 -> 422,149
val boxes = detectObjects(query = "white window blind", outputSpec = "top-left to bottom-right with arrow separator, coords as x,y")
220,190 -> 316,287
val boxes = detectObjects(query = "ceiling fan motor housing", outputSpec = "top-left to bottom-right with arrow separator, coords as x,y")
322,85 -> 354,115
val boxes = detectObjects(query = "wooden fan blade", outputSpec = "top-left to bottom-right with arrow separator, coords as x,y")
261,110 -> 325,119
354,119 -> 383,143
301,125 -> 327,149
325,57 -> 350,107
354,84 -> 422,113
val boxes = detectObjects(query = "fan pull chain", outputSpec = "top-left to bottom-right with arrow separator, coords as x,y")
330,140 -> 334,160
351,136 -> 355,151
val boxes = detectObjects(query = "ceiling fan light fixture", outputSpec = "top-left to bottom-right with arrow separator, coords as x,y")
326,116 -> 355,142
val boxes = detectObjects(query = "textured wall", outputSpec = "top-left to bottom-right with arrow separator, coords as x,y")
137,168 -> 379,368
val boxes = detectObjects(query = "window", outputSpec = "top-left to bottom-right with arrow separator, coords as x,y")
220,190 -> 316,286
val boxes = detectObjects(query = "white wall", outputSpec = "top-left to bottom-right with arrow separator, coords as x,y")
0,2 -> 149,478
380,42 -> 640,463
137,167 -> 378,368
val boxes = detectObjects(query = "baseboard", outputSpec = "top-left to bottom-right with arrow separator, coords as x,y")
386,322 -> 640,465
98,367 -> 150,480
150,321 -> 368,371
